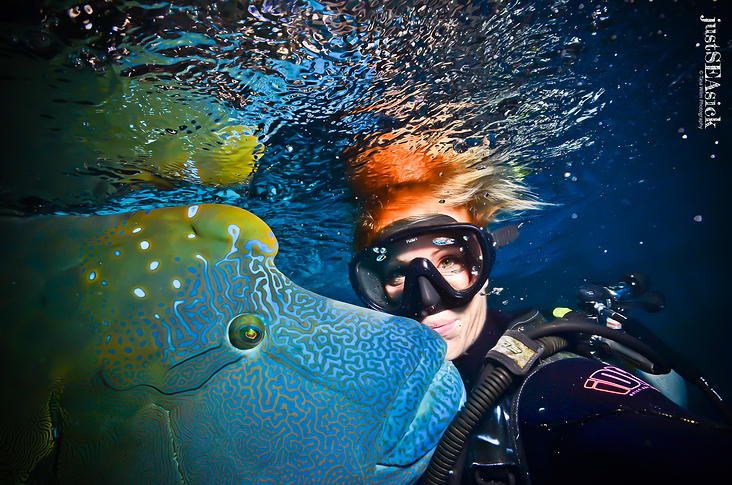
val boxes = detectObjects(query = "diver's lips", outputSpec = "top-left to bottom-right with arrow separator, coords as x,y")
429,320 -> 457,337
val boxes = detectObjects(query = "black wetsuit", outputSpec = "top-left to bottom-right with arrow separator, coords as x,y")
441,309 -> 732,485
445,309 -> 541,485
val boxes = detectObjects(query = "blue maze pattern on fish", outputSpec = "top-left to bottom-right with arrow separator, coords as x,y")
0,204 -> 465,485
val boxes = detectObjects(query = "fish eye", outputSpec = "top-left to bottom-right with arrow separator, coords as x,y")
228,313 -> 266,350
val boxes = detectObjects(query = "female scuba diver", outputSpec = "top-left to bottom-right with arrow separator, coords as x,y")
345,131 -> 544,384
345,133 -> 732,485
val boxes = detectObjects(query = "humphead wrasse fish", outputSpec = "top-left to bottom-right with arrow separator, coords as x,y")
1,50 -> 263,214
0,204 -> 464,484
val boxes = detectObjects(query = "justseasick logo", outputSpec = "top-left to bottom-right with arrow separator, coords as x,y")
699,15 -> 722,129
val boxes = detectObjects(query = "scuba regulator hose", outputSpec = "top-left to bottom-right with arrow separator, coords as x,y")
421,335 -> 568,485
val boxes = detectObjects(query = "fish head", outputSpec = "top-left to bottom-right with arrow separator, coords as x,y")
2,204 -> 464,484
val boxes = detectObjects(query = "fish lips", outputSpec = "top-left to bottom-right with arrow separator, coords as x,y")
376,358 -> 466,470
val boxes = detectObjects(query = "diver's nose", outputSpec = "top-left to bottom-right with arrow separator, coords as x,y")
416,276 -> 442,315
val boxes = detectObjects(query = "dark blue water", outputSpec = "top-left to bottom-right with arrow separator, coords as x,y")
1,0 -> 729,417
491,1 -> 732,417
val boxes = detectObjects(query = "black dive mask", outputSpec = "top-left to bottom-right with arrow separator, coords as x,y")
349,216 -> 517,319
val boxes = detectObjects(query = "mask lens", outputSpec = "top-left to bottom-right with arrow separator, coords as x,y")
429,233 -> 483,291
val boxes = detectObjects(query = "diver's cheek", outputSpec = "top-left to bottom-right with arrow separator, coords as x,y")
384,285 -> 403,303
445,272 -> 471,291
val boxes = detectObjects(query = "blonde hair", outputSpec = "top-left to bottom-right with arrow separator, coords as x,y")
347,137 -> 544,251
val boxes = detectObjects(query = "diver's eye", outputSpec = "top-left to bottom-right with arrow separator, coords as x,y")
438,256 -> 466,275
385,273 -> 406,288
228,313 -> 266,350
383,265 -> 407,288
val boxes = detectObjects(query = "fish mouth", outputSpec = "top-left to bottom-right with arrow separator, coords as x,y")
376,359 -> 466,472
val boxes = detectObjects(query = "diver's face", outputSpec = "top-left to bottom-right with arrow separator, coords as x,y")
376,205 -> 487,361
382,239 -> 473,303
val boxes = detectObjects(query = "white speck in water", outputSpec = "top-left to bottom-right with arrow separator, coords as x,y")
88,271 -> 96,280
149,261 -> 159,271
571,213 -> 578,219
694,215 -> 703,222
140,240 -> 150,250
172,279 -> 181,289
133,288 -> 146,298
188,205 -> 199,218
188,233 -> 196,239
132,227 -> 142,234
564,172 -> 571,178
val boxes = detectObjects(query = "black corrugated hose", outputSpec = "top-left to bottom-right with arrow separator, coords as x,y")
421,336 -> 568,485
